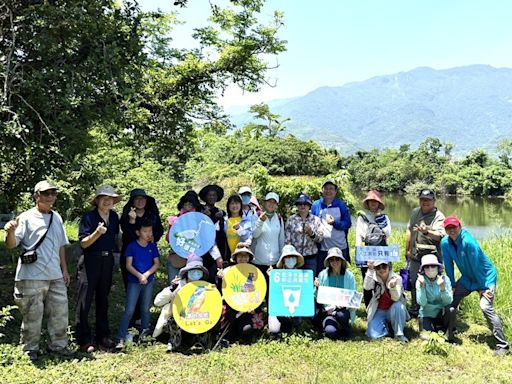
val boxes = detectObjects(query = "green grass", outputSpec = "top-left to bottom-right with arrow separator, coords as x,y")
1,226 -> 511,383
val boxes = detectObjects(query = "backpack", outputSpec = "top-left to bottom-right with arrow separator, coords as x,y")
359,213 -> 387,246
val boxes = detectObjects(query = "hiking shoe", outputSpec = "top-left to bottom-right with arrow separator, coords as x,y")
395,335 -> 409,343
495,347 -> 509,357
48,347 -> 75,359
79,344 -> 95,353
26,351 -> 38,363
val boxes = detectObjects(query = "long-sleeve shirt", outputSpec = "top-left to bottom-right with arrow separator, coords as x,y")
311,197 -> 351,251
416,275 -> 453,318
284,213 -> 324,256
252,214 -> 285,266
441,229 -> 497,291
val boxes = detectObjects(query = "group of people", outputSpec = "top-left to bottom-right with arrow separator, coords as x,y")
3,179 -> 509,362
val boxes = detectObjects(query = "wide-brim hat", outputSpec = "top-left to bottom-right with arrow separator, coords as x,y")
295,192 -> 312,206
177,190 -> 201,211
199,184 -> 224,202
91,185 -> 122,205
324,247 -> 347,267
230,245 -> 255,263
276,244 -> 304,268
179,260 -> 209,280
419,254 -> 444,273
363,190 -> 385,210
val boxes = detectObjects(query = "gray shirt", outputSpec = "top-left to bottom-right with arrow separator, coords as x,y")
14,207 -> 69,281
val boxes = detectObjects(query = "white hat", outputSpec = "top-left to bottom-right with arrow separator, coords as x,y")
238,186 -> 252,195
34,180 -> 58,193
264,192 -> 280,204
276,245 -> 304,268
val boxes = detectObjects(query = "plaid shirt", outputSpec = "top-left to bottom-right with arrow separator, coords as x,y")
284,213 -> 324,256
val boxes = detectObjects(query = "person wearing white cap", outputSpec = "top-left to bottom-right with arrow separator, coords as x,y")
4,180 -> 74,362
238,186 -> 259,233
252,192 -> 285,279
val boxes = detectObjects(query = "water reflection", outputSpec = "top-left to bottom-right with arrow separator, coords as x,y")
353,192 -> 512,239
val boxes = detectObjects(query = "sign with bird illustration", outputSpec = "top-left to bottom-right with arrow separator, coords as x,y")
222,264 -> 267,312
170,212 -> 216,258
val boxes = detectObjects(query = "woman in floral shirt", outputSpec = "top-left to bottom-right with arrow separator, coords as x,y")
284,193 -> 324,274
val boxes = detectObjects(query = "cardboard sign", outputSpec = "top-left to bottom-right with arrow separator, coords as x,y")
316,286 -> 363,309
170,212 -> 216,258
269,269 -> 314,317
355,244 -> 400,267
222,264 -> 266,312
172,281 -> 222,334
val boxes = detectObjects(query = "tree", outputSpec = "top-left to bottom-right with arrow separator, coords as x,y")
244,102 -> 290,138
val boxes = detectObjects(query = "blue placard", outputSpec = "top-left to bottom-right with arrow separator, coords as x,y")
355,245 -> 400,267
170,212 -> 216,258
269,269 -> 314,317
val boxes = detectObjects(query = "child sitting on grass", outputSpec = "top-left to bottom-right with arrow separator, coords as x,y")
116,219 -> 160,350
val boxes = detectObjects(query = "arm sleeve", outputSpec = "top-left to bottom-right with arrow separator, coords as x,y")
78,213 -> 92,241
153,215 -> 164,243
14,214 -> 27,247
278,217 -> 285,252
154,286 -> 176,307
284,218 -> 292,245
332,203 -> 352,231
312,217 -> 324,243
382,215 -> 392,239
442,242 -> 456,287
355,216 -> 366,247
363,270 -> 376,290
440,277 -> 453,305
120,216 -> 137,242
252,219 -> 264,239
415,281 -> 427,306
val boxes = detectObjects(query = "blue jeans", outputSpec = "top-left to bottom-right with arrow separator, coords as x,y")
117,280 -> 154,340
366,301 -> 407,339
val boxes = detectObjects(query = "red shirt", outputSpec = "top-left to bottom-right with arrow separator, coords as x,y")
378,288 -> 393,310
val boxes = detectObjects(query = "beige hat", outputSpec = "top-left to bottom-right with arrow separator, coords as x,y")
34,180 -> 58,193
230,245 -> 255,263
91,185 -> 122,205
323,247 -> 347,267
276,244 -> 304,269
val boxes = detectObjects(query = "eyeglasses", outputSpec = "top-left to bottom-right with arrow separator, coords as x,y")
39,190 -> 58,197
375,264 -> 388,271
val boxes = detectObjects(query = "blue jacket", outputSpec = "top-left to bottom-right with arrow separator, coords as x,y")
311,197 -> 351,252
441,229 -> 497,291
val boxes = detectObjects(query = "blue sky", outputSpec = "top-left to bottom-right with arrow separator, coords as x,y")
139,0 -> 512,106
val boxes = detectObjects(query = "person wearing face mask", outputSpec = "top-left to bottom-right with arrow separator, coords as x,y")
364,260 -> 409,342
441,216 -> 509,356
152,255 -> 209,352
415,254 -> 453,341
268,245 -> 305,336
314,247 -> 356,340
239,186 -> 259,234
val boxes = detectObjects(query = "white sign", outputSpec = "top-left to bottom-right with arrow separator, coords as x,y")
316,286 -> 363,309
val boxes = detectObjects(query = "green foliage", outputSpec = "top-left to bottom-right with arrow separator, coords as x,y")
0,305 -> 17,339
423,332 -> 450,357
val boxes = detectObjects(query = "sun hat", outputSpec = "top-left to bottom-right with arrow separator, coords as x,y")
230,244 -> 255,263
295,192 -> 312,206
177,190 -> 202,211
419,254 -> 444,273
264,192 -> 280,204
90,185 -> 121,205
178,254 -> 209,280
238,186 -> 252,195
443,215 -> 461,228
418,188 -> 435,200
363,190 -> 385,210
323,247 -> 347,267
34,180 -> 58,193
276,244 -> 305,268
199,184 -> 224,203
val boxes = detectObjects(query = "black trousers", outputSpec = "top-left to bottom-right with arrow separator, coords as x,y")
75,252 -> 114,345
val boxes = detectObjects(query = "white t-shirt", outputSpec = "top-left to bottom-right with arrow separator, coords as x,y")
14,207 -> 69,281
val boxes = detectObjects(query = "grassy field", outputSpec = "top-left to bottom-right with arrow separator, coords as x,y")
1,227 -> 511,383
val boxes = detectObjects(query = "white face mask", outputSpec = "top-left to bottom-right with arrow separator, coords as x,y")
284,257 -> 297,269
188,270 -> 203,281
424,266 -> 439,279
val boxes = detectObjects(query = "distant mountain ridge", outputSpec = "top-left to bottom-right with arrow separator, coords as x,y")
227,65 -> 512,155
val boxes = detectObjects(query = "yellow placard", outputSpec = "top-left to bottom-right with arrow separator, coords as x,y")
172,281 -> 222,334
222,264 -> 267,312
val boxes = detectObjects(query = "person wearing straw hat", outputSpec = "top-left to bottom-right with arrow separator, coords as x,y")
441,216 -> 509,356
75,185 -> 121,352
285,192 -> 324,273
364,259 -> 409,342
416,254 -> 454,341
355,190 -> 391,307
268,245 -> 306,336
153,255 -> 210,352
314,247 -> 356,340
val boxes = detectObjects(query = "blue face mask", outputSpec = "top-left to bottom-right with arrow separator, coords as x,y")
241,195 -> 251,205
284,257 -> 297,269
188,270 -> 203,281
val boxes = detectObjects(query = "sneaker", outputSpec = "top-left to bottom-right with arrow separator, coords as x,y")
395,335 -> 409,343
79,344 -> 95,353
139,328 -> 151,339
125,333 -> 134,343
115,340 -> 124,351
26,351 -> 38,363
48,347 -> 75,359
495,347 -> 509,357
166,342 -> 174,353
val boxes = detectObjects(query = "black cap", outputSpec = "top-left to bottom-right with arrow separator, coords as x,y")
418,189 -> 435,200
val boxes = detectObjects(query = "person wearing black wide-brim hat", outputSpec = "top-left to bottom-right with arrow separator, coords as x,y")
119,188 -> 164,328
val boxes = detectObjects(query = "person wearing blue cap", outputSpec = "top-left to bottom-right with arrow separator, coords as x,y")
284,192 -> 324,273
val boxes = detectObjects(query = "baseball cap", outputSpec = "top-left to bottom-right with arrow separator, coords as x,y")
34,180 -> 58,193
418,189 -> 435,200
264,192 -> 280,204
443,215 -> 461,228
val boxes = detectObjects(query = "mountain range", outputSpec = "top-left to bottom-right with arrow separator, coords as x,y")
227,65 -> 512,155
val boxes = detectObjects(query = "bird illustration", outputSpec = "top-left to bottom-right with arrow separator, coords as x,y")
241,272 -> 256,293
181,285 -> 214,318
174,220 -> 213,252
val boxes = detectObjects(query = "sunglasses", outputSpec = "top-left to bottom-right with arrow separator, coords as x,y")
375,264 -> 388,271
39,190 -> 58,197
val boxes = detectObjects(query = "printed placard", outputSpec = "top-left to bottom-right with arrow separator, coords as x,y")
269,269 -> 314,317
172,281 -> 222,334
222,264 -> 266,312
316,286 -> 363,309
170,212 -> 216,258
355,244 -> 400,266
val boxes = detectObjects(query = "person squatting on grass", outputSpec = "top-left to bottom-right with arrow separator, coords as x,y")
415,254 -> 454,341
441,215 -> 510,356
5,180 -> 74,362
314,247 -> 357,340
364,260 -> 409,342
116,219 -> 160,350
